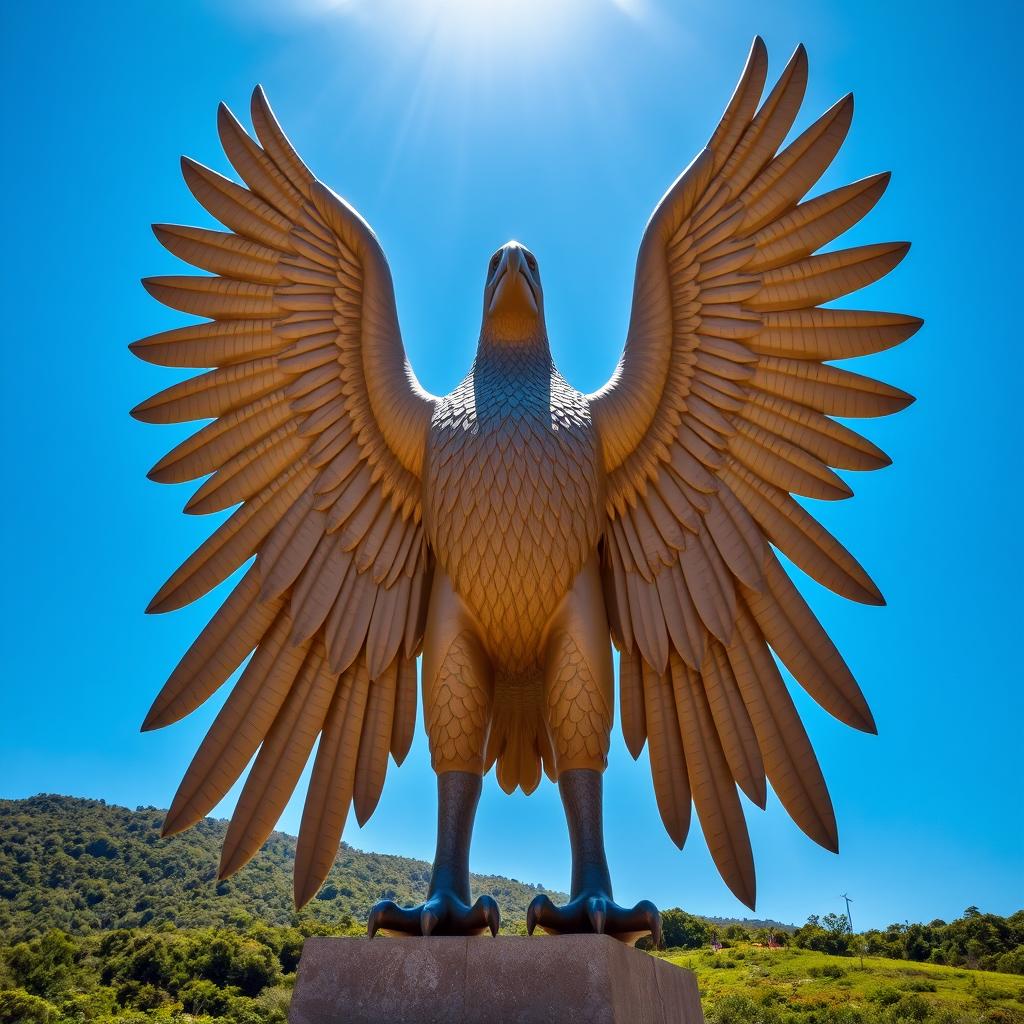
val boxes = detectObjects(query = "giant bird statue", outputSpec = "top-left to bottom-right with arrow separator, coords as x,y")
132,38 -> 920,945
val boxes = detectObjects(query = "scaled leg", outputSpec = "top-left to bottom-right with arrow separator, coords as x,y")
368,570 -> 498,938
528,557 -> 661,946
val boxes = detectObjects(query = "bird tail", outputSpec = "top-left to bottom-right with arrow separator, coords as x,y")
485,671 -> 556,795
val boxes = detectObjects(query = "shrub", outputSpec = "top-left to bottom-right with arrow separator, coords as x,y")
706,994 -> 782,1024
886,994 -> 930,1023
0,990 -> 58,1024
809,964 -> 848,979
871,988 -> 903,1007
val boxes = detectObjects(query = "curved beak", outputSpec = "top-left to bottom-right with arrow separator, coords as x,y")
488,246 -> 538,317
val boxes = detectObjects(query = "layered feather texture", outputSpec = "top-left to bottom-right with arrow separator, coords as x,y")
132,87 -> 435,907
590,38 -> 919,908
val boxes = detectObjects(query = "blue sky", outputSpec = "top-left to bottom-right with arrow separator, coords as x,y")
1,0 -> 1020,931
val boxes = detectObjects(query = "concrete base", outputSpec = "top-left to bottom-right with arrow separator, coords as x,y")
289,935 -> 704,1024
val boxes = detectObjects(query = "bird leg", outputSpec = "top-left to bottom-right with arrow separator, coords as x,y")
368,770 -> 498,937
527,768 -> 661,946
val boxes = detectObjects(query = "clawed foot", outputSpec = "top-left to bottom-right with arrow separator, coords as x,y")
368,890 -> 500,938
527,892 -> 661,947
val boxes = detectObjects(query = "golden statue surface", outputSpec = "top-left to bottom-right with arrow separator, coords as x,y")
133,38 -> 920,945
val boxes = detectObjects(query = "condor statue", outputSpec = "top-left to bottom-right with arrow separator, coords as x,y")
132,38 -> 920,947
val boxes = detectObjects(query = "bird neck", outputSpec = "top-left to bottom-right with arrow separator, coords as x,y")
476,321 -> 551,362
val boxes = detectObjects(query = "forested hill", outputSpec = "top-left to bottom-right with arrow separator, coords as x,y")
0,795 -> 568,942
0,795 -> 799,946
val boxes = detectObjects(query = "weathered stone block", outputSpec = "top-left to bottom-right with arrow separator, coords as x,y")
289,935 -> 704,1024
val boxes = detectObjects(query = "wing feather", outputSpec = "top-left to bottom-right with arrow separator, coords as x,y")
353,659 -> 399,825
293,661 -> 370,907
389,656 -> 418,765
161,609 -> 308,836
142,567 -> 284,731
642,659 -> 691,848
727,608 -> 838,851
671,655 -> 756,908
153,224 -> 280,283
131,318 -> 283,371
619,646 -> 647,759
219,645 -> 335,877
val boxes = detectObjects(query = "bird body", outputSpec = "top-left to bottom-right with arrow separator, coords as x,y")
425,336 -> 603,674
132,39 -> 920,939
424,331 -> 606,793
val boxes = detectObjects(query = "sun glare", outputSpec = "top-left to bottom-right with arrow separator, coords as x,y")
277,0 -> 643,65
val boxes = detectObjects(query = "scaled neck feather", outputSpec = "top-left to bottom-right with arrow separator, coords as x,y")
476,323 -> 551,363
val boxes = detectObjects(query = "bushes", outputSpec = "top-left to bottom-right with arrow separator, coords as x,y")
0,990 -> 58,1024
810,964 -> 848,979
704,991 -> 1016,1024
0,926 -> 300,1023
706,993 -> 783,1024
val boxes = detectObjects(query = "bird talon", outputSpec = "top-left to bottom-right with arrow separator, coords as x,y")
527,892 -> 660,946
367,900 -> 400,939
368,890 -> 500,937
476,895 -> 500,937
527,894 -> 549,936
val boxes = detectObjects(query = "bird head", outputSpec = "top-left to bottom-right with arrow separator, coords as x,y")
481,240 -> 545,341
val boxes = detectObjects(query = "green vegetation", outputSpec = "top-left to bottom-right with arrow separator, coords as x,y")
662,943 -> 1024,1024
2,924 -> 1021,1024
792,910 -> 1024,975
0,796 -> 1020,1023
0,921 -> 353,1023
0,795 -> 562,941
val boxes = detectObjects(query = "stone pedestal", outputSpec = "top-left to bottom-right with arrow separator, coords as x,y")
289,935 -> 703,1024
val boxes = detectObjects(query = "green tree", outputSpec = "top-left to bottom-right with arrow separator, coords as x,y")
0,990 -> 58,1024
661,909 -> 713,949
5,931 -> 77,999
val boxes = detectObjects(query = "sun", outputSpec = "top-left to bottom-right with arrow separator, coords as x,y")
276,0 -> 645,66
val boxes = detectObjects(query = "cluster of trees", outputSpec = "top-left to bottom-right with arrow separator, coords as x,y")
646,910 -> 790,952
0,921 -> 367,1023
0,795 -> 562,942
788,908 -> 1024,974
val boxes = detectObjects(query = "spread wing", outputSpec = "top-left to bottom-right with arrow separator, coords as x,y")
589,39 -> 921,908
131,88 -> 435,906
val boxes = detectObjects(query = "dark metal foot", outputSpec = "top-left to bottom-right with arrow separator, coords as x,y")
368,890 -> 500,938
527,892 -> 661,947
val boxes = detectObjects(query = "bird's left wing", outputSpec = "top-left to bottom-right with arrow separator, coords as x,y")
131,88 -> 435,905
589,39 -> 921,907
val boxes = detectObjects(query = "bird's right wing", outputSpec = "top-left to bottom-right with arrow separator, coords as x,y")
131,88 -> 435,905
588,39 -> 921,907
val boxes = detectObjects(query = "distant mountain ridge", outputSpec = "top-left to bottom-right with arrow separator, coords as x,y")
0,795 -> 794,942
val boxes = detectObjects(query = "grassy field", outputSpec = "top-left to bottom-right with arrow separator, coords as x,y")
658,944 -> 1024,1024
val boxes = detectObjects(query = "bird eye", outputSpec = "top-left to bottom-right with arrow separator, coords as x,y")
526,255 -> 537,272
490,253 -> 501,271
